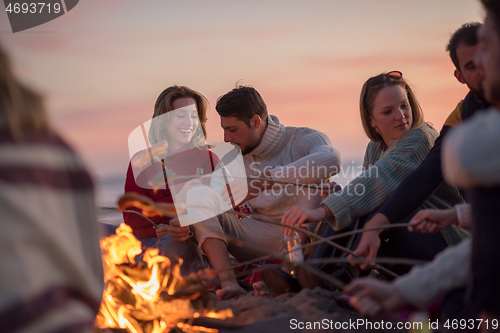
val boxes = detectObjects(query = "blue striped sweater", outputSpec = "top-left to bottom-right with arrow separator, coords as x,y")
322,123 -> 467,246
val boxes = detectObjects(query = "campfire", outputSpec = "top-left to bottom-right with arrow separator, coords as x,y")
95,223 -> 233,333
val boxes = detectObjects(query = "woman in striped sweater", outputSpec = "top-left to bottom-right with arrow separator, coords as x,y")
282,71 -> 467,276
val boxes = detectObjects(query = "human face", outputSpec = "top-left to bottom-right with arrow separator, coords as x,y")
369,85 -> 413,146
454,43 -> 485,96
220,116 -> 261,155
477,13 -> 500,107
165,97 -> 199,152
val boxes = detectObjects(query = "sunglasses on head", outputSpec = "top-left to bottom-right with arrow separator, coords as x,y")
363,71 -> 404,114
366,71 -> 403,87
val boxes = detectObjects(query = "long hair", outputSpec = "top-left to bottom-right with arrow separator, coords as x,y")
148,86 -> 208,148
359,73 -> 424,143
0,43 -> 50,141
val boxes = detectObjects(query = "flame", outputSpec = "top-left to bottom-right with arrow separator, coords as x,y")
95,223 -> 233,333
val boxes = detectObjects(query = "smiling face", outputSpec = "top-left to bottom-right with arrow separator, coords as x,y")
220,115 -> 263,155
164,97 -> 199,152
477,13 -> 500,107
369,85 -> 413,146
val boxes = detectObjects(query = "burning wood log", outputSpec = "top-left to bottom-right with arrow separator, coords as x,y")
95,223 -> 234,333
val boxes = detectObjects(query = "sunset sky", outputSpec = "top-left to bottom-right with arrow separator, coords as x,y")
0,0 -> 484,178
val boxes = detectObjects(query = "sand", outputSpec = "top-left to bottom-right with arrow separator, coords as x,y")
204,288 -> 410,333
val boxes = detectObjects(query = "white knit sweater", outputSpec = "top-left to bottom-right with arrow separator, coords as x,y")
245,115 -> 342,219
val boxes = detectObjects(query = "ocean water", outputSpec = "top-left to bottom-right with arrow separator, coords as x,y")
95,175 -> 127,226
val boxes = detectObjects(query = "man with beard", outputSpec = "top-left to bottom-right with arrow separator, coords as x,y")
441,0 -> 500,326
184,85 -> 342,297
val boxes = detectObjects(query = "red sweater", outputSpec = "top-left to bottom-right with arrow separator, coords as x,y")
124,146 -> 218,238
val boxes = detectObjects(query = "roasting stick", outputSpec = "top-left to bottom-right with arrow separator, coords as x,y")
233,257 -> 426,281
192,221 -> 347,290
163,173 -> 333,190
102,204 -> 431,291
227,209 -> 400,278
101,206 -> 158,227
160,173 -> 443,272
179,206 -> 399,279
100,202 -> 401,279
101,204 -> 347,289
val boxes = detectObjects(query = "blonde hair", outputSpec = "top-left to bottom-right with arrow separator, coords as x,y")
359,73 -> 424,143
148,86 -> 208,148
0,44 -> 50,140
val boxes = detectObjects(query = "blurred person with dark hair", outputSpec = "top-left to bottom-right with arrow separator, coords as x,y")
442,0 -> 500,325
0,43 -> 103,332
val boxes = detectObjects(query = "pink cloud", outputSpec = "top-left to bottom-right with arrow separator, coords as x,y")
51,99 -> 153,175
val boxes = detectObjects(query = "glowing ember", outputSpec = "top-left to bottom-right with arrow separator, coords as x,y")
95,223 -> 232,333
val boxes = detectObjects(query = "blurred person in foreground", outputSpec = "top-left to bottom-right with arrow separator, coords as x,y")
0,43 -> 103,332
345,1 -> 500,328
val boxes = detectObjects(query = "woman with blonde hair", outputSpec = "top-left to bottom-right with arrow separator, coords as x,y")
282,71 -> 467,281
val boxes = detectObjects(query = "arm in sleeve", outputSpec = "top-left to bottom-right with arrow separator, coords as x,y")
268,131 -> 341,184
394,238 -> 471,309
123,163 -> 172,238
443,109 -> 500,188
323,126 -> 435,231
376,125 -> 451,224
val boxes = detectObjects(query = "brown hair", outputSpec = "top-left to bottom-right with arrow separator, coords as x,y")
215,85 -> 268,127
359,73 -> 424,143
148,85 -> 209,147
0,43 -> 50,141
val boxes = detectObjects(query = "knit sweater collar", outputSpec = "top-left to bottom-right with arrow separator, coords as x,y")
250,115 -> 285,157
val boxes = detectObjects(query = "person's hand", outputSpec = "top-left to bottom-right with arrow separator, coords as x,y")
344,277 -> 408,317
347,231 -> 380,270
408,208 -> 457,233
282,206 -> 326,237
155,223 -> 169,238
319,181 -> 342,200
155,218 -> 191,241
